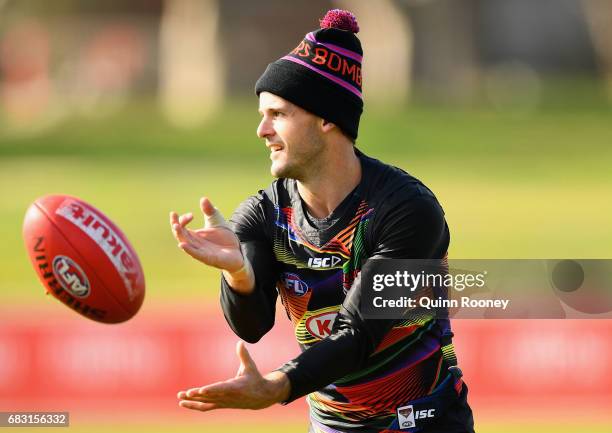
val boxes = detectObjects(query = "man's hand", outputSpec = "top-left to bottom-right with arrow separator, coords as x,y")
177,341 -> 291,412
170,197 -> 243,272
170,197 -> 255,294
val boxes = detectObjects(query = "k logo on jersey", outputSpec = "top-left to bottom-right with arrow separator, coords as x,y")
305,311 -> 337,339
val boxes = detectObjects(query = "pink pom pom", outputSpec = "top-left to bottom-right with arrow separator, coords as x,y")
319,9 -> 359,33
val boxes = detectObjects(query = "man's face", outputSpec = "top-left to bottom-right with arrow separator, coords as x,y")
257,92 -> 325,180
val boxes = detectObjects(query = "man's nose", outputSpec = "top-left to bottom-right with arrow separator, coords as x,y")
257,118 -> 274,139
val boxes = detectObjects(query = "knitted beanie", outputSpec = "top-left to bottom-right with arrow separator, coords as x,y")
255,9 -> 363,140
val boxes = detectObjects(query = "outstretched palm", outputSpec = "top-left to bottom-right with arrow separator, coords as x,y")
170,197 -> 244,272
177,341 -> 290,411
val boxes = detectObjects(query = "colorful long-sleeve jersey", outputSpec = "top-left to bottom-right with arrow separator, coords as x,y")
220,149 -> 472,433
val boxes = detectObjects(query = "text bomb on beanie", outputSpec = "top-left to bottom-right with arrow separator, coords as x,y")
255,9 -> 363,140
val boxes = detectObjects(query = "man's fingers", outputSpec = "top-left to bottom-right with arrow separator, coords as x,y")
178,213 -> 194,226
178,394 -> 214,403
178,387 -> 205,399
170,212 -> 194,245
200,197 -> 215,217
236,341 -> 258,375
179,242 -> 213,265
178,400 -> 219,412
179,380 -> 234,400
172,223 -> 188,244
170,212 -> 183,240
170,211 -> 193,229
200,198 -> 230,229
169,211 -> 179,227
175,222 -> 206,247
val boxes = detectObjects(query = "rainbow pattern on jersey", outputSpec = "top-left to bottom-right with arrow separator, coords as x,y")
272,200 -> 461,431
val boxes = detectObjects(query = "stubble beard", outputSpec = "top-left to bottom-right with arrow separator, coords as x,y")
270,136 -> 325,181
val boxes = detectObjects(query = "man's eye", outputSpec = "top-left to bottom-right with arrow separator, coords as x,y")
273,111 -> 283,117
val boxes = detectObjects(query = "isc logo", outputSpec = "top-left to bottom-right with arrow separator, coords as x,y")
416,409 -> 436,419
396,405 -> 435,429
307,256 -> 342,269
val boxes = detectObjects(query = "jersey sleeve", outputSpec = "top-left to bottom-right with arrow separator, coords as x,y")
220,193 -> 280,343
277,193 -> 450,403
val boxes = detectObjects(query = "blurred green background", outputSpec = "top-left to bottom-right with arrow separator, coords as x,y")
1,0 -> 612,431
3,94 -> 611,305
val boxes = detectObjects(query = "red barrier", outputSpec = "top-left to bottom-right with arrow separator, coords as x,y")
0,302 -> 303,417
453,320 -> 612,421
1,302 -> 610,421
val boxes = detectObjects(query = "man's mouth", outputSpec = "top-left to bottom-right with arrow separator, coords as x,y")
268,144 -> 283,153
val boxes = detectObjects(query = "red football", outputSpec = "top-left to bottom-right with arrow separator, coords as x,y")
22,194 -> 145,323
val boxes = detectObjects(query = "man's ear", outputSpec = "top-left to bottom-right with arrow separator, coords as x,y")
320,119 -> 336,133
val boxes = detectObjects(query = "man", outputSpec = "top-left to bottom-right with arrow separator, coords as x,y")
170,9 -> 474,433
